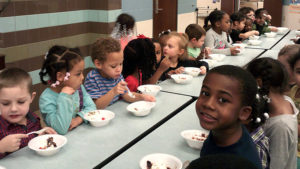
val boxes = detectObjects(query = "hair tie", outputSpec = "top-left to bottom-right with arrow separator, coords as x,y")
263,95 -> 271,103
255,117 -> 261,123
264,112 -> 269,119
45,52 -> 49,60
51,80 -> 60,88
256,93 -> 260,99
64,72 -> 71,81
137,34 -> 149,39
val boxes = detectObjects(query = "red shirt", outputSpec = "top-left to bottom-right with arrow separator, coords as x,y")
0,112 -> 41,158
125,71 -> 143,92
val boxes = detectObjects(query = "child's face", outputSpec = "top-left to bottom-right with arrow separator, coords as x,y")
237,19 -> 246,31
195,73 -> 245,131
292,59 -> 300,87
163,36 -> 183,59
64,60 -> 85,90
0,85 -> 35,125
192,36 -> 205,48
244,20 -> 253,32
255,13 -> 267,26
97,51 -> 123,79
220,14 -> 231,32
246,11 -> 255,22
154,42 -> 162,63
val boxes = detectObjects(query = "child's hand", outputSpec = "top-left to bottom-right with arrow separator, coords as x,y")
39,127 -> 57,135
0,134 -> 28,153
271,27 -> 278,32
157,57 -> 171,72
61,86 -> 76,95
253,30 -> 259,36
174,67 -> 185,74
141,94 -> 156,102
68,116 -> 83,131
113,81 -> 127,96
200,66 -> 207,75
230,47 -> 240,55
203,47 -> 211,59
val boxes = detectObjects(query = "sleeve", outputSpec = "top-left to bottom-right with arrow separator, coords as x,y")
125,76 -> 138,92
39,91 -> 73,135
183,60 -> 209,71
267,122 -> 294,169
262,26 -> 271,34
77,85 -> 97,123
204,30 -> 231,55
84,71 -> 102,99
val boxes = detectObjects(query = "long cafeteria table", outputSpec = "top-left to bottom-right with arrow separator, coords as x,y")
0,92 -> 192,169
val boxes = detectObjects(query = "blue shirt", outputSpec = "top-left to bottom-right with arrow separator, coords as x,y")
39,85 -> 96,135
84,69 -> 124,105
201,125 -> 263,169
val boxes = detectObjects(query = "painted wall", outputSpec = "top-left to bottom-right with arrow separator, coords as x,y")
282,0 -> 300,29
121,0 -> 197,37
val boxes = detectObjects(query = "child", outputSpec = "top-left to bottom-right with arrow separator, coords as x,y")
152,38 -> 162,65
111,13 -> 136,50
203,10 -> 240,56
247,58 -> 298,169
278,44 -> 300,88
230,12 -> 259,43
185,24 -> 210,60
239,7 -> 255,22
123,37 -> 170,90
0,68 -> 56,158
39,46 -> 96,135
161,32 -> 208,80
242,17 -> 255,33
158,29 -> 171,49
195,65 -> 262,169
287,51 -> 300,158
253,8 -> 277,35
84,37 -> 155,109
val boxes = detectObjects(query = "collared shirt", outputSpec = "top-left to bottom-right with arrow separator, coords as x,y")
0,112 -> 41,159
250,126 -> 270,169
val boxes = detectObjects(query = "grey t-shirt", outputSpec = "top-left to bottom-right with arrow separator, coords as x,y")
204,28 -> 232,55
263,96 -> 298,169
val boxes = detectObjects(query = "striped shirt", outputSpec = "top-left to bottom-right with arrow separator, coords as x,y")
84,69 -> 124,105
250,126 -> 270,169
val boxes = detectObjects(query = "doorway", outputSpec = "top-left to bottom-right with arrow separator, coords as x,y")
153,0 -> 178,39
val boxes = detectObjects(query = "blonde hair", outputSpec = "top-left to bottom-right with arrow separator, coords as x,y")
168,32 -> 189,60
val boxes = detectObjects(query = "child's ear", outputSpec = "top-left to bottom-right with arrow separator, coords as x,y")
94,59 -> 102,69
30,92 -> 36,103
56,72 -> 65,82
179,48 -> 185,56
233,21 -> 239,26
191,38 -> 197,43
256,78 -> 263,88
239,106 -> 252,121
215,21 -> 221,28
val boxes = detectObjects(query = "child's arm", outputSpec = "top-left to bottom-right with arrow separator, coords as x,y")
239,30 -> 259,40
0,134 -> 28,158
39,88 -> 75,135
145,57 -> 171,84
94,81 -> 127,109
122,92 -> 155,103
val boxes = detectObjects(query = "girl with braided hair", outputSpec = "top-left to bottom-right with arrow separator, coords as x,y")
247,58 -> 298,169
39,45 -> 96,134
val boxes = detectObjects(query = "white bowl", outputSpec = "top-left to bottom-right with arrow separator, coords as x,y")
249,35 -> 260,40
248,40 -> 262,46
209,54 -> 226,61
232,43 -> 246,55
277,27 -> 288,34
140,153 -> 182,169
201,59 -> 218,68
184,67 -> 201,77
28,134 -> 67,156
295,30 -> 300,36
127,101 -> 156,116
84,110 -> 115,127
265,32 -> 277,38
171,74 -> 193,84
181,130 -> 209,150
137,85 -> 162,96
